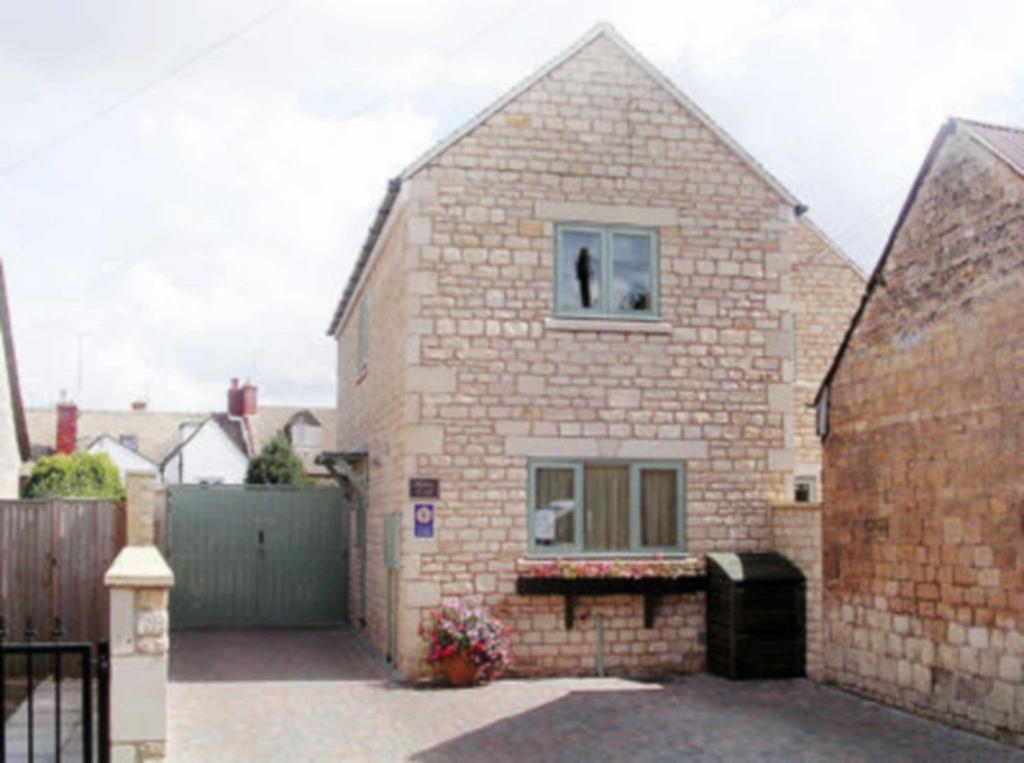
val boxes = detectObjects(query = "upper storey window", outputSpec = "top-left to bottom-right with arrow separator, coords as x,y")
554,224 -> 659,319
357,299 -> 368,372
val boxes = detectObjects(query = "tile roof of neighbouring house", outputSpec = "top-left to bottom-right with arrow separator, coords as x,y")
211,413 -> 250,457
959,118 -> 1024,176
26,404 -> 337,475
26,407 -> 208,464
326,22 -> 808,336
0,260 -> 30,462
813,116 -> 1024,406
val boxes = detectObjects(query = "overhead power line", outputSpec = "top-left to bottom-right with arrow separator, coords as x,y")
0,1 -> 293,180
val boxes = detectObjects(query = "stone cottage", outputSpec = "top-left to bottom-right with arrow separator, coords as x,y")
327,24 -> 863,677
815,118 -> 1024,744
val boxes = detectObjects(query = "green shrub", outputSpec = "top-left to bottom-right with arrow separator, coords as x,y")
24,452 -> 126,500
246,434 -> 311,486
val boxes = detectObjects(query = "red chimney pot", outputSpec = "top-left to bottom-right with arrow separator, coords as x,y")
56,403 -> 78,454
241,381 -> 258,416
227,378 -> 244,417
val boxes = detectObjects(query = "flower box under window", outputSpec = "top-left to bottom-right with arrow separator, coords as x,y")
515,557 -> 707,629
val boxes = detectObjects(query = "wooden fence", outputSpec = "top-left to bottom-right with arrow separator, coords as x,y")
0,499 -> 126,643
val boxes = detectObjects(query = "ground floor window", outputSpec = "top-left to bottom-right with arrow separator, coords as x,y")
794,475 -> 818,503
529,460 -> 686,554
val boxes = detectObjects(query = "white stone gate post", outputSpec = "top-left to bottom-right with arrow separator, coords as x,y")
104,472 -> 174,762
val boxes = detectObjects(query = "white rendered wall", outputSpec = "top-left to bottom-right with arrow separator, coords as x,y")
88,437 -> 160,485
161,420 -> 247,485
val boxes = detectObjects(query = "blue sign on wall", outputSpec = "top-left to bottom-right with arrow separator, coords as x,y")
413,502 -> 435,538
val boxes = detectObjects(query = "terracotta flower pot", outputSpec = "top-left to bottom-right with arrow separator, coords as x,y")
441,652 -> 478,687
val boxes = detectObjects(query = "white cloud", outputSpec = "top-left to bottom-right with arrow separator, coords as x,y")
1,0 -> 1022,411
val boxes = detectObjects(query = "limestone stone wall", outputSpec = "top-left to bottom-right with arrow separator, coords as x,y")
822,126 -> 1024,744
771,503 -> 823,679
397,34 -> 806,677
335,200 -> 412,655
787,222 -> 863,487
334,31 -> 861,678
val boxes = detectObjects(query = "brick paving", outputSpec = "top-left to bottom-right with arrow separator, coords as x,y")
168,628 -> 1024,762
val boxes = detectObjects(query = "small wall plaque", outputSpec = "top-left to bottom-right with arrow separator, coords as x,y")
409,478 -> 439,499
413,502 -> 435,538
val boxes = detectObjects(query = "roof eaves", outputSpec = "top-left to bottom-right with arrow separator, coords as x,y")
955,117 -> 1024,180
398,23 -> 613,181
401,22 -> 802,206
88,434 -> 160,467
813,119 -> 957,405
160,417 -> 210,467
325,177 -> 403,336
798,215 -> 868,280
0,260 -> 29,462
596,24 -> 801,207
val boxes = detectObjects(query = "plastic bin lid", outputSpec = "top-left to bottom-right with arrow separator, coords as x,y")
706,552 -> 805,583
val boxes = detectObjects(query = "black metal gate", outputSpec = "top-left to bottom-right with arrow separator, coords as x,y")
1,618 -> 110,763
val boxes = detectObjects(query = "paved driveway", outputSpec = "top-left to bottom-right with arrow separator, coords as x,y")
169,628 -> 1023,762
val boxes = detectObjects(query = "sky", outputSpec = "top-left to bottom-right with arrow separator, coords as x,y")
2,0 -> 1022,412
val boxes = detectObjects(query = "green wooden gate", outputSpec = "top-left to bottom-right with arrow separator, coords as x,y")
167,485 -> 348,628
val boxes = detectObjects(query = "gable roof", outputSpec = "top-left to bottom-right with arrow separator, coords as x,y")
160,414 -> 249,468
960,118 -> 1024,176
813,117 -> 1024,405
27,403 -> 337,475
0,260 -> 29,462
285,409 -> 322,429
326,22 -> 806,336
211,413 -> 249,456
26,407 -> 207,463
87,434 -> 161,469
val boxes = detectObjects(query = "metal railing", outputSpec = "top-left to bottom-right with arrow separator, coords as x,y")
0,617 -> 110,763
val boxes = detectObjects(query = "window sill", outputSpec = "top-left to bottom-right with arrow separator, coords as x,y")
545,316 -> 672,335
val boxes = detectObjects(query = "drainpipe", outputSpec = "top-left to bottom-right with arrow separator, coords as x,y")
596,614 -> 605,677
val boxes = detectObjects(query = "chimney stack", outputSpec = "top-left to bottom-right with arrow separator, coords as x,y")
56,401 -> 78,454
227,378 -> 244,417
131,399 -> 147,412
241,380 -> 258,416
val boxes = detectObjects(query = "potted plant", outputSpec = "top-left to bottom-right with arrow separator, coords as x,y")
418,599 -> 513,687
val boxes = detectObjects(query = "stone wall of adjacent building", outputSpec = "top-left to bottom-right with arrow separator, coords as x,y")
771,502 -> 823,679
335,201 -> 412,656
822,126 -> 1024,745
787,221 -> 864,490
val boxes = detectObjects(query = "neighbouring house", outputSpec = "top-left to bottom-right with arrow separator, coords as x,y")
815,118 -> 1024,744
26,379 -> 337,485
87,434 -> 162,483
0,260 -> 30,497
160,413 -> 250,485
326,24 -> 863,678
